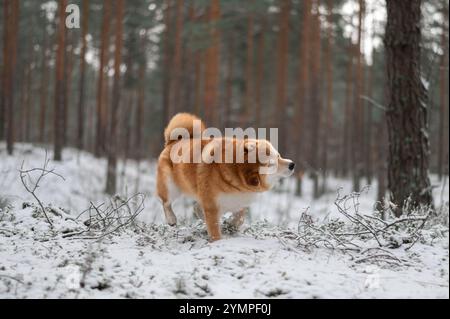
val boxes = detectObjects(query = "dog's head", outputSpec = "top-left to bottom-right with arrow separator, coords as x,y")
239,139 -> 295,190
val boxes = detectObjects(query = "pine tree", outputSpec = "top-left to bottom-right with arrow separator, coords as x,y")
385,0 -> 433,215
295,0 -> 312,196
39,17 -> 50,143
54,0 -> 66,161
438,0 -> 449,180
4,0 -> 20,155
95,1 -> 112,157
105,0 -> 125,195
77,0 -> 89,150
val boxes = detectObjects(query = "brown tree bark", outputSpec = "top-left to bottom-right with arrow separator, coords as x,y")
95,1 -> 111,157
105,0 -> 125,195
321,0 -> 334,193
203,0 -> 221,126
384,0 -> 434,215
77,0 -> 89,150
54,0 -> 67,161
309,9 -> 322,199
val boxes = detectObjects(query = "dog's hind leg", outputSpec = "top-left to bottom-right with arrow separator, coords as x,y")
201,202 -> 221,241
157,165 -> 180,226
163,202 -> 177,226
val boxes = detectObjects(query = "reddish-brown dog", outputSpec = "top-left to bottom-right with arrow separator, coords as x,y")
156,113 -> 295,241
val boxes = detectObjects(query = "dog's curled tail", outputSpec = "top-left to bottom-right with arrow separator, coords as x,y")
164,113 -> 206,147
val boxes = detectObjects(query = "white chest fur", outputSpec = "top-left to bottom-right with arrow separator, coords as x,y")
217,192 -> 257,213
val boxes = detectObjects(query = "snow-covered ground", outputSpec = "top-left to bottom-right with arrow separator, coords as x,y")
0,143 -> 448,298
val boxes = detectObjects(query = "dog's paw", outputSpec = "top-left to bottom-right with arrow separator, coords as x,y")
166,215 -> 177,227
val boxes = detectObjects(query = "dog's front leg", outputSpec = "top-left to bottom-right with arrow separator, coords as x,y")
202,203 -> 221,242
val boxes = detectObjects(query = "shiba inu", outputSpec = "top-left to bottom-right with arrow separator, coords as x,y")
156,113 -> 295,241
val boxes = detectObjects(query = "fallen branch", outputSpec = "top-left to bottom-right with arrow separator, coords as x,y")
63,193 -> 145,240
18,151 -> 65,226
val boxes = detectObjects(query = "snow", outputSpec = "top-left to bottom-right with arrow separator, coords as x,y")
0,143 -> 448,298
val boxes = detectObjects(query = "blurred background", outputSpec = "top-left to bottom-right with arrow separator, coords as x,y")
0,0 -> 448,200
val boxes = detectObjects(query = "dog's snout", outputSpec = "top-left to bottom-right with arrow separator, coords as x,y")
289,162 -> 295,171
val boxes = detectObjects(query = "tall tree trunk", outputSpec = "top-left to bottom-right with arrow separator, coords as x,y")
365,63 -> 374,184
0,0 -> 9,141
5,0 -> 19,155
136,68 -> 145,160
95,1 -> 111,157
375,118 -> 388,218
105,0 -> 125,195
438,0 -> 448,180
384,0 -> 433,215
342,40 -> 354,177
321,0 -> 334,194
274,0 -> 291,153
310,9 -> 322,199
135,34 -> 147,160
203,0 -> 221,126
54,0 -> 67,161
162,0 -> 173,124
78,0 -> 89,150
63,36 -> 74,147
169,0 -> 184,117
39,19 -> 50,143
352,0 -> 365,192
295,0 -> 312,196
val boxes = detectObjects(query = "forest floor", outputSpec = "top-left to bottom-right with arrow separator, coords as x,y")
0,143 -> 448,298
